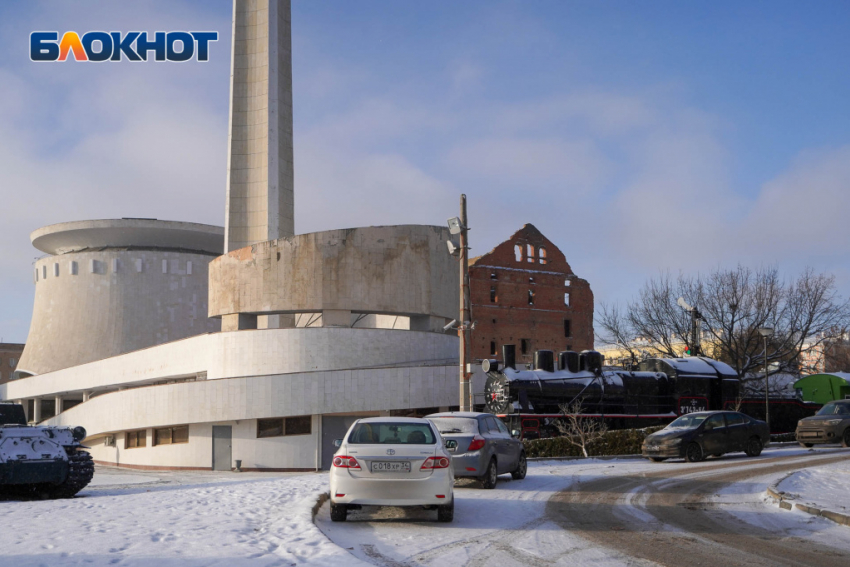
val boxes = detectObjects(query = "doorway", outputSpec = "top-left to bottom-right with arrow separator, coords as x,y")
212,425 -> 232,471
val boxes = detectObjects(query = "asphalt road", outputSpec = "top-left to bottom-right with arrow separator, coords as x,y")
547,451 -> 850,567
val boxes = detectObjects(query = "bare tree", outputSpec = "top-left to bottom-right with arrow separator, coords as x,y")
597,266 -> 850,393
556,399 -> 609,458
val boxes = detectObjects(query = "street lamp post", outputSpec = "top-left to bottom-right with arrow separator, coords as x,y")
448,195 -> 472,411
758,327 -> 774,432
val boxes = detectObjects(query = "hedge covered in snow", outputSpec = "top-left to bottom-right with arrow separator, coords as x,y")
522,426 -> 665,458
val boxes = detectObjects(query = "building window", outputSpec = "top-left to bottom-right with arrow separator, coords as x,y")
125,430 -> 146,449
521,339 -> 530,355
564,293 -> 570,307
490,341 -> 497,356
257,416 -> 312,438
529,277 -> 534,284
514,244 -> 522,262
564,319 -> 571,338
154,425 -> 189,446
490,272 -> 497,280
527,244 -> 535,263
8,358 -> 15,367
565,278 -> 571,287
528,290 -> 535,305
539,248 -> 547,264
490,286 -> 497,303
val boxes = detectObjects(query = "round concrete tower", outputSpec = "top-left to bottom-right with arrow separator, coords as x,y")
16,219 -> 223,377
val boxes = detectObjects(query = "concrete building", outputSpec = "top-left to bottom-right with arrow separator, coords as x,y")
0,0 -> 461,471
469,224 -> 594,365
0,343 -> 24,386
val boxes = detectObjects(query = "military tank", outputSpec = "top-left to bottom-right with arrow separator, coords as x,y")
0,402 -> 94,499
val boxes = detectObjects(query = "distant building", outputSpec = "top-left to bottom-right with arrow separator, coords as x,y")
469,224 -> 594,365
0,343 -> 24,386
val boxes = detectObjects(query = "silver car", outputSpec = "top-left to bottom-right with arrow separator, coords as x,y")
425,412 -> 526,489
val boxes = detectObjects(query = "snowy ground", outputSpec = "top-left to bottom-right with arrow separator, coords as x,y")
775,453 -> 850,517
1,446 -> 848,566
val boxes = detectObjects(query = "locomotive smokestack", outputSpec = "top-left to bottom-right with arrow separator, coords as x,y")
502,344 -> 516,370
533,350 -> 555,372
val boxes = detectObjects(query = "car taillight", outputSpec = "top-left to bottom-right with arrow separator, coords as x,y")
467,436 -> 486,451
332,456 -> 361,469
421,457 -> 450,470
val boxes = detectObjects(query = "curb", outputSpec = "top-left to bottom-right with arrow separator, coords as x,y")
529,454 -> 646,462
766,479 -> 850,526
312,492 -> 329,519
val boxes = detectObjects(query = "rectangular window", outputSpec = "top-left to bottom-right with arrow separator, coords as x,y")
257,416 -> 312,438
564,319 -> 572,338
565,292 -> 570,306
490,341 -> 497,356
125,430 -> 146,449
490,272 -> 497,280
8,358 -> 15,367
490,286 -> 497,303
521,339 -> 530,355
528,290 -> 535,305
154,425 -> 189,446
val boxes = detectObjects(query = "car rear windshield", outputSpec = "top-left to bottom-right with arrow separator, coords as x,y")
427,417 -> 479,435
666,414 -> 708,429
348,422 -> 436,444
816,403 -> 850,416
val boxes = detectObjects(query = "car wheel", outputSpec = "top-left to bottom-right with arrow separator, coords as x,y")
480,458 -> 498,489
685,442 -> 704,463
843,429 -> 850,449
437,499 -> 454,523
649,457 -> 666,463
511,452 -> 527,480
745,436 -> 763,457
330,503 -> 347,522
799,442 -> 814,448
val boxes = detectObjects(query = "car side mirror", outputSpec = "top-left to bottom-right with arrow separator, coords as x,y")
333,439 -> 342,448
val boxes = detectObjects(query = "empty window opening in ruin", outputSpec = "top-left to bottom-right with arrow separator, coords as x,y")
492,319 -> 497,324
539,248 -> 547,264
521,339 -> 530,355
564,319 -> 571,338
528,289 -> 535,305
490,286 -> 497,303
514,244 -> 522,262
527,244 -> 535,263
529,277 -> 534,284
564,292 -> 570,306
490,341 -> 497,356
490,271 -> 497,280
565,278 -> 571,287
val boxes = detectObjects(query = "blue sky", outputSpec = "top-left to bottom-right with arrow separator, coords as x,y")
1,1 -> 849,343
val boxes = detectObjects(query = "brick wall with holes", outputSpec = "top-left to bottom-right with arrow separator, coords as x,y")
468,224 -> 594,364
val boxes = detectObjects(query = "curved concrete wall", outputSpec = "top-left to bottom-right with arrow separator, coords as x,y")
18,249 -> 220,376
209,225 -> 458,319
2,328 -> 458,400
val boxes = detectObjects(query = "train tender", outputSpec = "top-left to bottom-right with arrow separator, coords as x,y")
483,345 -> 740,430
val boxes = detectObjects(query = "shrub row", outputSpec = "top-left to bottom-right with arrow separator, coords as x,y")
523,426 -> 665,458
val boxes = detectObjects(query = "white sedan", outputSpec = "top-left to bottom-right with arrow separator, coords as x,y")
329,417 -> 455,522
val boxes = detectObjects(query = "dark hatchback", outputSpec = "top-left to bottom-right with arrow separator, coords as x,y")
642,411 -> 770,463
796,400 -> 850,448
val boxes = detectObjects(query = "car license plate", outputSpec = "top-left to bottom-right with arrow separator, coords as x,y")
371,461 -> 411,473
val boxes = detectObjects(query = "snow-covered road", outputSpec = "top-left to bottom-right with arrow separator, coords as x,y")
1,446 -> 848,567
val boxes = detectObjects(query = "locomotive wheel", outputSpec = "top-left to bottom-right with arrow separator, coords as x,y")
685,443 -> 704,463
46,450 -> 94,499
745,437 -> 763,457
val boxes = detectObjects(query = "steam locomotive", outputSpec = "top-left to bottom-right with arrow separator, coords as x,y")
483,345 -> 816,436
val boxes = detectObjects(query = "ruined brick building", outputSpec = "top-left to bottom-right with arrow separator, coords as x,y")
469,224 -> 594,365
